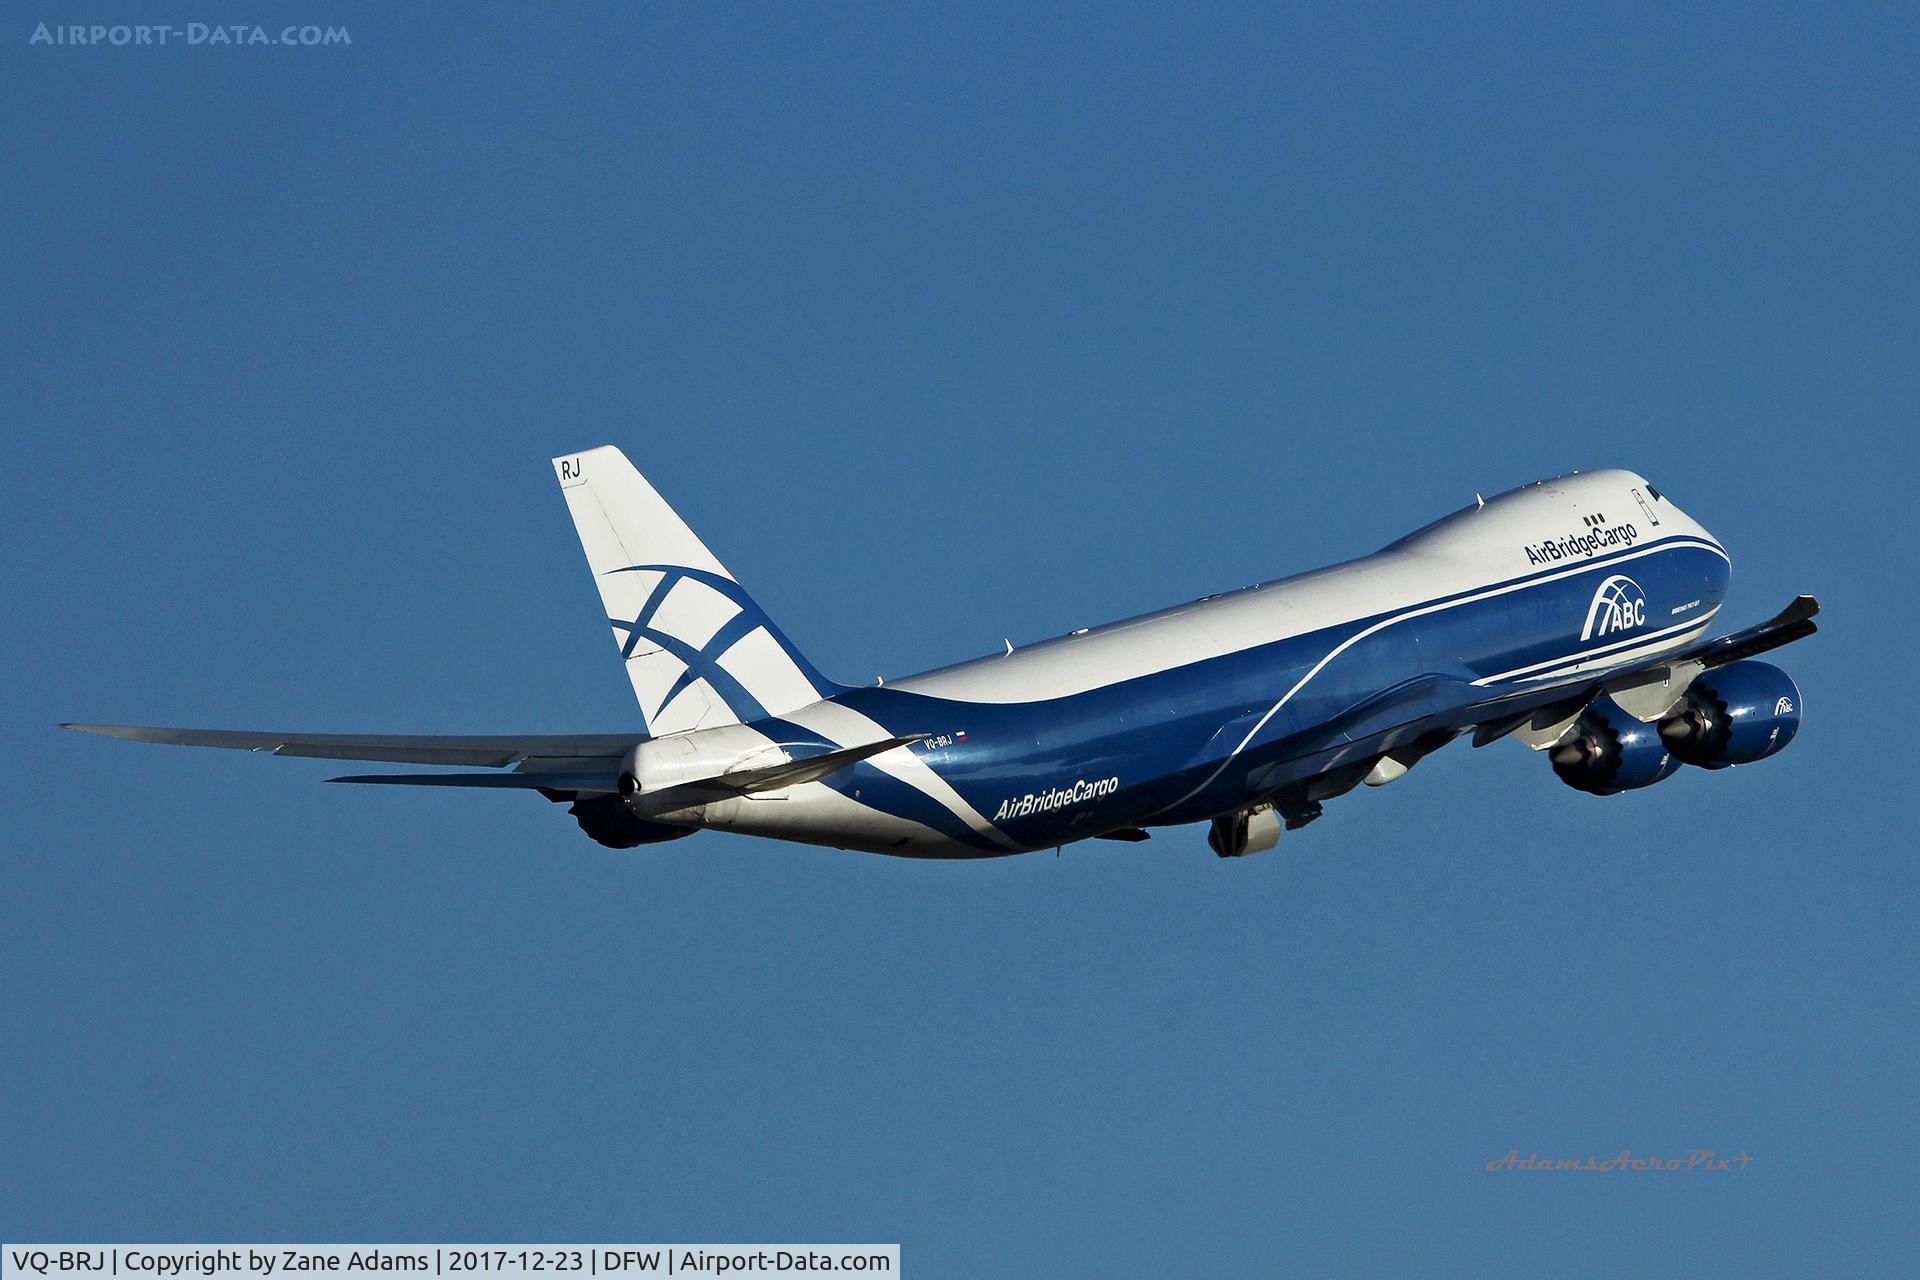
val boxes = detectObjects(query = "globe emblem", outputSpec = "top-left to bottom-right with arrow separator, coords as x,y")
1582,574 -> 1647,640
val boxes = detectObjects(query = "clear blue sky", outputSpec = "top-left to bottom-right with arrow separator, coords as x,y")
3,3 -> 1915,1274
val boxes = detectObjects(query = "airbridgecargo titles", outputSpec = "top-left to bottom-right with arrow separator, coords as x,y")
67,453 -> 1818,862
1523,521 -> 1640,565
993,777 -> 1121,821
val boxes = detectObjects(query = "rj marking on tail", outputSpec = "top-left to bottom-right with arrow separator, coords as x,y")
65,450 -> 1819,859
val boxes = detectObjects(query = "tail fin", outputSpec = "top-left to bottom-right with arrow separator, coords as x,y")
553,446 -> 839,734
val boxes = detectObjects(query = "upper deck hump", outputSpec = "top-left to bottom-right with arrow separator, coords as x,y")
889,469 -> 1719,705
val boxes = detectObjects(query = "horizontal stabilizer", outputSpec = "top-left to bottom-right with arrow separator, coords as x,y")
633,734 -> 927,815
329,734 -> 927,808
328,771 -> 621,792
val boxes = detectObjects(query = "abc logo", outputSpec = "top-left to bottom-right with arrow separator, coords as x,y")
1581,574 -> 1648,641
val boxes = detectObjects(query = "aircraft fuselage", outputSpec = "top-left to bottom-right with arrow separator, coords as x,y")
681,470 -> 1729,856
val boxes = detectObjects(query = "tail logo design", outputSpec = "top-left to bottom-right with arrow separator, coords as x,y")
554,446 -> 837,736
607,564 -> 810,729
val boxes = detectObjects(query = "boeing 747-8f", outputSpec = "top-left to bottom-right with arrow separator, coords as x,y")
67,448 -> 1817,858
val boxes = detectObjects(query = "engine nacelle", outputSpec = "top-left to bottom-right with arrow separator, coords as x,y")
566,793 -> 696,849
1550,696 -> 1682,796
1659,660 -> 1802,769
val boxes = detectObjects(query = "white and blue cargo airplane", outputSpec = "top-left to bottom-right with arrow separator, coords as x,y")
66,447 -> 1818,858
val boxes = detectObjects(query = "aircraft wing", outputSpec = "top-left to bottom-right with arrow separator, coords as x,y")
1461,593 -> 1820,747
1261,595 -> 1821,785
1670,592 -> 1820,668
59,724 -> 637,768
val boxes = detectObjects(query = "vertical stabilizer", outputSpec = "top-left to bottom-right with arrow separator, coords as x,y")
553,446 -> 837,734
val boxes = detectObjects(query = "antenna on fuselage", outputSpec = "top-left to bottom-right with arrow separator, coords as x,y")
1002,638 -> 1014,656
1475,492 -> 1485,508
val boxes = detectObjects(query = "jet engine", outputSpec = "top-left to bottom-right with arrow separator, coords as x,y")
1658,660 -> 1802,769
1549,696 -> 1681,796
565,793 -> 696,849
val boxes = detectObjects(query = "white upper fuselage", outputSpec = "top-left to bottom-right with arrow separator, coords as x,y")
890,469 -> 1720,705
